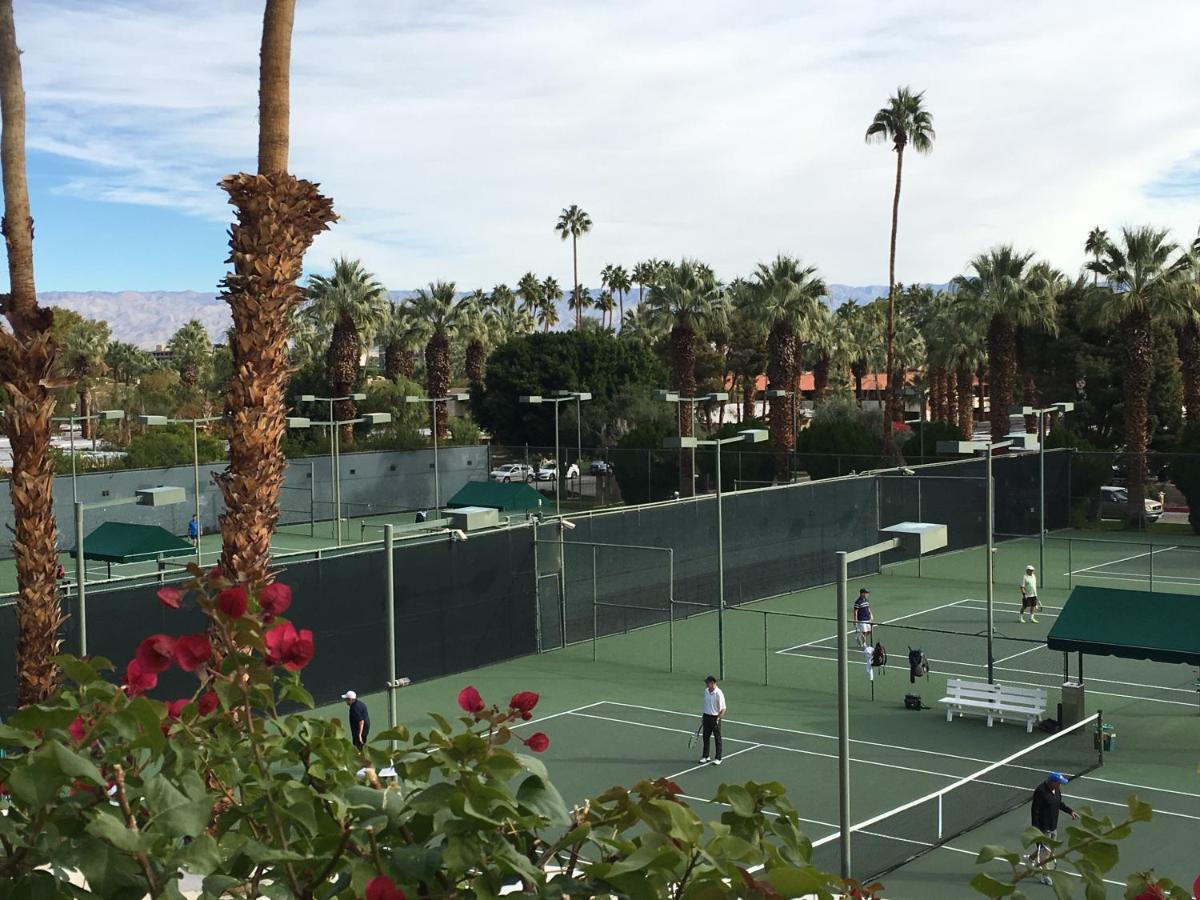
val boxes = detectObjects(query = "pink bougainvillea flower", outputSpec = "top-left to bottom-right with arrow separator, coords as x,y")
508,691 -> 539,716
263,621 -> 315,671
365,876 -> 406,900
135,634 -> 176,674
457,685 -> 485,713
522,732 -> 550,753
166,699 -> 190,721
258,582 -> 292,617
173,634 -> 212,672
123,658 -> 158,696
157,586 -> 183,609
217,585 -> 248,619
196,691 -> 219,715
68,715 -> 86,743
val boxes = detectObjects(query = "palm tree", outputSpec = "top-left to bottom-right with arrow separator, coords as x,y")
835,303 -> 884,407
1084,227 -> 1110,287
725,279 -> 768,422
517,272 -> 542,317
804,303 -> 838,404
1178,237 -> 1200,423
59,318 -> 110,441
105,340 -> 155,385
570,285 -> 591,326
604,264 -> 632,329
489,283 -> 535,342
642,258 -> 726,494
408,281 -> 467,438
927,296 -> 986,439
632,260 -> 656,308
378,302 -> 421,381
0,0 -> 69,703
167,319 -> 212,393
1086,226 -> 1191,526
215,0 -> 336,588
745,255 -> 826,479
461,288 -> 492,388
865,86 -> 935,457
953,246 -> 1058,444
303,257 -> 390,443
592,289 -> 616,329
555,204 -> 592,328
540,276 -> 562,332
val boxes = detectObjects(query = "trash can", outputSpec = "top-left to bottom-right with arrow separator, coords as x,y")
1094,723 -> 1116,752
1061,682 -> 1086,727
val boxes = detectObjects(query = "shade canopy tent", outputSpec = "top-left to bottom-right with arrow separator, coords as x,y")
447,481 -> 544,515
1047,585 -> 1200,667
72,521 -> 194,567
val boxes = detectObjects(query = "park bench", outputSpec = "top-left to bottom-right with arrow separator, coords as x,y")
938,678 -> 1047,733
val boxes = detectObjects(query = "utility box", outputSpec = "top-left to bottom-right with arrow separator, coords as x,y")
136,486 -> 186,507
1061,682 -> 1086,727
447,506 -> 500,532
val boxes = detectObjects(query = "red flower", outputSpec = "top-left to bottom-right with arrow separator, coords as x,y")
522,732 -> 550,753
123,658 -> 157,696
259,582 -> 292,617
196,691 -> 219,715
166,699 -> 189,721
457,685 -> 485,713
173,634 -> 212,672
135,634 -> 176,674
207,566 -> 224,582
157,586 -> 183,609
263,622 -> 315,671
68,715 -> 86,743
508,691 -> 539,716
365,876 -> 405,900
217,585 -> 248,619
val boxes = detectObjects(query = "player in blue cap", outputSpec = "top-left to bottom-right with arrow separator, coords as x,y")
1029,772 -> 1080,882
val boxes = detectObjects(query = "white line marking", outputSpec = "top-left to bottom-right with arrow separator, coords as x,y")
994,644 -> 1046,664
1069,572 -> 1200,588
511,700 -> 606,729
667,744 -> 761,780
1066,544 -> 1178,577
777,598 -> 972,654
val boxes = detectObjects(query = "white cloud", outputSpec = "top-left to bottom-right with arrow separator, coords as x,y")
14,0 -> 1200,289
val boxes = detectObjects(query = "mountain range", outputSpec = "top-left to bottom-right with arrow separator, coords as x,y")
40,284 -> 914,348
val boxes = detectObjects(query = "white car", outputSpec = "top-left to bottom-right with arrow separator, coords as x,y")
1099,486 -> 1163,522
537,463 -> 580,481
489,463 -> 535,483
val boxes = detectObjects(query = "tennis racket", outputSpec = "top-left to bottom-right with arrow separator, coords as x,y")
687,720 -> 702,750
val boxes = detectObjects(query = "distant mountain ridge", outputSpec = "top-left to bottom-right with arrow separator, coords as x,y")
41,284 -> 947,348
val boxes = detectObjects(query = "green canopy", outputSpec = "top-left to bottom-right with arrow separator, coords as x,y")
73,521 -> 194,564
447,481 -> 544,514
1047,585 -> 1200,666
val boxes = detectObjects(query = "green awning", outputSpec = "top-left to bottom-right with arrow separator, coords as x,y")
1047,585 -> 1200,666
447,481 -> 544,514
73,521 -> 194,564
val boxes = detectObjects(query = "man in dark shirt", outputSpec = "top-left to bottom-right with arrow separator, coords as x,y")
1029,772 -> 1079,882
341,690 -> 370,750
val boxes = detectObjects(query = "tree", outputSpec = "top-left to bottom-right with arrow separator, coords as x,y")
746,255 -> 826,481
214,0 -> 338,588
517,271 -> 542,317
487,282 -> 535,343
865,86 -> 935,459
632,259 -> 658,307
1171,422 -> 1200,533
723,280 -> 768,422
555,204 -> 592,328
377,301 -> 420,381
105,340 -> 156,385
592,288 -> 616,329
124,423 -> 225,469
302,257 -> 389,444
58,317 -> 110,440
1084,226 -> 1110,287
165,319 -> 212,394
1085,226 -> 1191,527
539,275 -> 562,332
407,281 -> 466,439
601,263 -> 632,330
460,288 -> 492,388
1176,239 -> 1200,423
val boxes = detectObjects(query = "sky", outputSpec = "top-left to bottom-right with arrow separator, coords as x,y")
7,0 -> 1200,293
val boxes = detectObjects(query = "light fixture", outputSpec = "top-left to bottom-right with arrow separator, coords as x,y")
138,415 -> 168,426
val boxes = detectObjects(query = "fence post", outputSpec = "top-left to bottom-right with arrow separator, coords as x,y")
532,519 -> 542,652
592,545 -> 598,663
668,549 -> 675,673
384,524 -> 397,734
1149,542 -> 1154,593
646,449 -> 651,502
1068,540 -> 1073,590
763,611 -> 768,686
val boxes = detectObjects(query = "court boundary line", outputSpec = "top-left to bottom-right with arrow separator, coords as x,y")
1065,544 -> 1177,577
777,598 -> 973,655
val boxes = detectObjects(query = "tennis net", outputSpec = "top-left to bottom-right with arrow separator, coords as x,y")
808,712 -> 1103,883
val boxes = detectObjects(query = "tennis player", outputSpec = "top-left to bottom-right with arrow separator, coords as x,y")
1019,565 -> 1039,623
1029,772 -> 1079,883
854,588 -> 874,648
699,675 -> 726,765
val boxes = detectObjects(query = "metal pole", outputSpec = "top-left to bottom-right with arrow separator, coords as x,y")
75,502 -> 87,657
576,396 -> 583,482
1149,541 -> 1154,593
763,611 -> 768,685
668,549 -> 675,673
1039,411 -> 1046,580
592,545 -> 598,662
384,524 -> 397,734
986,444 -> 996,684
554,401 -> 561,517
432,399 -> 441,512
836,549 -> 851,879
334,421 -> 343,546
532,518 -> 542,652
558,520 -> 567,650
917,477 -> 923,579
70,420 -> 78,503
309,461 -> 316,537
716,442 -> 726,680
192,419 -> 202,563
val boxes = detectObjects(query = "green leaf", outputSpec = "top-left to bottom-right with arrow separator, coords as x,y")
8,704 -> 78,734
73,837 -> 145,898
516,774 -> 569,825
970,872 -> 1017,897
762,865 -> 829,896
7,755 -> 66,807
144,773 -> 210,838
976,844 -> 1021,865
0,723 -> 40,750
170,833 -> 221,876
717,784 -> 756,818
410,781 -> 456,814
85,809 -> 155,854
277,680 -> 314,709
1079,840 -> 1119,873
56,655 -> 105,685
1047,869 -> 1074,900
1126,796 -> 1153,823
49,740 -> 106,786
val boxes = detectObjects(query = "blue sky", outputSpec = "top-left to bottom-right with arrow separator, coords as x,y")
9,0 -> 1200,293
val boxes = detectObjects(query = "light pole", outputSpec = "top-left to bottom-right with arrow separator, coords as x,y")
1022,402 -> 1074,578
834,522 -> 947,878
74,486 -> 187,655
521,393 -> 592,517
53,410 -> 125,502
550,390 -> 593,492
405,392 -> 471,512
664,428 -> 767,679
655,390 -> 729,495
762,389 -> 799,479
300,393 -> 368,545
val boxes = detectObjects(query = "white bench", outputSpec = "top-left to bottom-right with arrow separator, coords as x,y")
938,678 -> 1047,733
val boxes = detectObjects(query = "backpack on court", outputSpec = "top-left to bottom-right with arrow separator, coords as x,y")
870,641 -> 887,668
904,693 -> 927,710
908,647 -> 930,684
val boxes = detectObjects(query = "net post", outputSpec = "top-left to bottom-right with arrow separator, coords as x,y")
532,518 -> 542,653
1149,541 -> 1154,593
916,478 -> 923,579
384,524 -> 397,735
668,549 -> 675,673
1068,539 -> 1073,589
1096,709 -> 1104,766
592,545 -> 598,663
937,794 -> 943,840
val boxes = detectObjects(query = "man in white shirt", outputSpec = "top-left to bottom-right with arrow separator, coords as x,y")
700,675 -> 726,765
1019,565 -> 1039,623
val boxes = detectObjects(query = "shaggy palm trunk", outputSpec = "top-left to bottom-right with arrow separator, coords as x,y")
425,330 -> 450,439
668,323 -> 697,496
928,365 -> 943,422
767,323 -> 797,483
945,369 -> 958,427
986,315 -> 1016,445
741,373 -> 755,423
851,361 -> 866,407
465,338 -> 486,388
1122,308 -> 1153,528
77,387 -> 91,438
383,338 -> 406,381
618,290 -> 624,330
180,361 -> 199,391
1178,320 -> 1200,424
215,0 -> 337,588
0,0 -> 67,705
572,236 -> 580,329
883,144 -> 905,460
813,354 -> 829,402
956,368 -> 975,439
1023,373 -> 1040,436
326,312 -> 360,445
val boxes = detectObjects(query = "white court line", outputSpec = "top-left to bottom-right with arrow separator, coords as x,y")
993,644 -> 1046,664
567,709 -> 1200,821
511,700 -> 606,729
602,700 -> 1200,800
1065,544 -> 1177,577
667,744 -> 761,780
777,598 -> 972,654
1070,571 -> 1200,586
958,602 -> 1060,621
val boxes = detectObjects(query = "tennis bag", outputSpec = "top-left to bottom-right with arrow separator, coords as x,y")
871,641 -> 887,668
904,693 -> 928,710
908,647 -> 930,683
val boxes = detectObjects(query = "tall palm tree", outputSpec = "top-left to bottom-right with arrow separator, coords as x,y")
804,303 -> 838,404
953,245 -> 1058,444
540,276 -> 562,332
592,289 -> 616,329
215,0 -> 336,588
746,255 -> 826,479
865,86 -> 935,457
461,288 -> 492,388
1084,227 -> 1110,287
408,281 -> 467,438
105,340 -> 155,385
555,204 -> 592,328
1178,237 -> 1200,424
1086,226 -> 1191,526
0,0 -> 70,703
378,301 -> 421,381
928,297 -> 986,439
724,279 -> 767,422
167,319 -> 212,392
517,272 -> 542,317
303,257 -> 389,443
59,318 -> 110,441
834,303 -> 884,407
642,258 -> 726,494
570,285 -> 591,326
632,260 -> 656,308
605,264 -> 632,329
489,283 -> 535,342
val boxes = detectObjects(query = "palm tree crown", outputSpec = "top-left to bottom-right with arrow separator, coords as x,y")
555,204 -> 593,328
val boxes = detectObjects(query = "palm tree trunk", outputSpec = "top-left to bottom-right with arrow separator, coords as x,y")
741,373 -> 755,423
928,365 -> 941,422
1178,320 -> 1200,423
669,323 -> 697,495
326,312 -> 360,446
465,338 -> 486,387
851,361 -> 865,407
813,354 -> 829,402
426,330 -> 450,440
78,388 -> 91,439
383,338 -> 404,381
767,322 -> 797,482
618,289 -> 624,331
986,315 -> 1015,445
945,368 -> 958,427
572,236 -> 580,329
1123,308 -> 1153,528
1022,373 -> 1039,435
883,146 -> 904,459
215,0 -> 337,588
956,367 -> 974,439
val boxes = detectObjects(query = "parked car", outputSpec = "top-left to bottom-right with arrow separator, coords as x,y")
489,463 -> 535,483
1099,486 -> 1163,522
589,460 -> 615,476
537,462 -> 580,481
